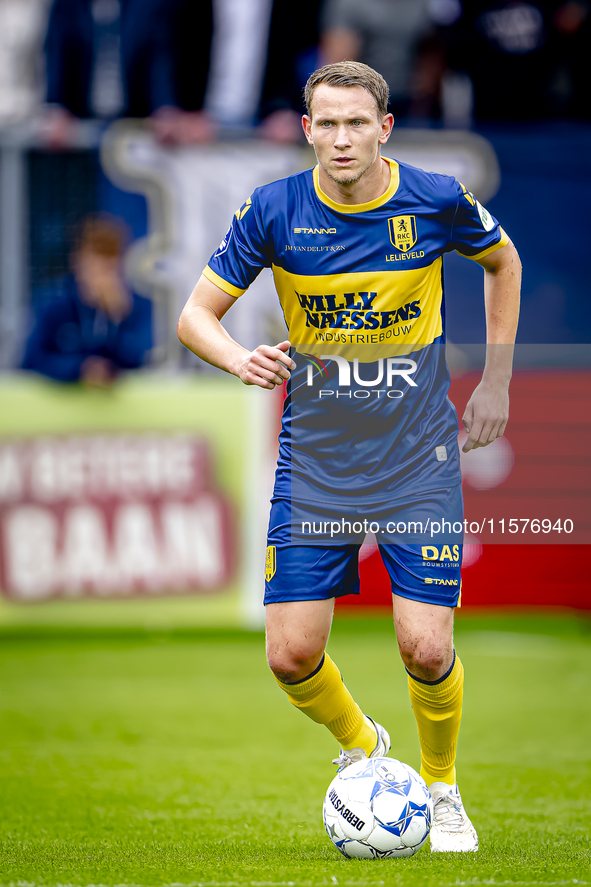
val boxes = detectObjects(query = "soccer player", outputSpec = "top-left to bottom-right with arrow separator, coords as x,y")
177,62 -> 521,852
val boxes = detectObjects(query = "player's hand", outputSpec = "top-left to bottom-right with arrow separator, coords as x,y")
38,106 -> 78,150
80,356 -> 117,388
462,380 -> 509,452
236,341 -> 295,389
258,109 -> 303,144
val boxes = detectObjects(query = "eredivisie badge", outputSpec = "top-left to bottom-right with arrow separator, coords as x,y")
388,215 -> 417,252
265,545 -> 276,581
476,200 -> 495,232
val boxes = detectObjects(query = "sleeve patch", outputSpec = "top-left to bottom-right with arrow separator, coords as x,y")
214,224 -> 233,258
476,200 -> 495,232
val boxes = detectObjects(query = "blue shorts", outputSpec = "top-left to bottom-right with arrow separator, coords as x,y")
264,488 -> 463,608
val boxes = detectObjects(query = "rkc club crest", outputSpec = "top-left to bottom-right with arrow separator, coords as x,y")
265,545 -> 277,581
388,215 -> 417,252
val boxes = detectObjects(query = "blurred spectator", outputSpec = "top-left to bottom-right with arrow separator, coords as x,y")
41,0 -> 217,147
41,0 -> 323,147
544,0 -> 590,118
446,1 -> 591,122
261,0 -> 324,141
0,0 -> 51,127
205,0 -> 322,142
139,0 -> 217,145
22,214 -> 152,385
321,0 -> 448,121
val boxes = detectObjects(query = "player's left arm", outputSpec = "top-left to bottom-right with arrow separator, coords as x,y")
462,240 -> 522,453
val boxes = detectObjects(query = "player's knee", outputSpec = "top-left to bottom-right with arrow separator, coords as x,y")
398,639 -> 452,682
266,642 -> 322,683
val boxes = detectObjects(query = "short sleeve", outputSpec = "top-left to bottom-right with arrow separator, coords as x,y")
449,180 -> 509,261
203,192 -> 273,297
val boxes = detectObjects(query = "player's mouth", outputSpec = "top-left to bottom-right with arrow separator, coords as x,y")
333,156 -> 356,167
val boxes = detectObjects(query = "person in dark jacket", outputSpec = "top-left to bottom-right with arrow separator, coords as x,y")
41,0 -> 323,146
22,214 -> 152,385
41,0 -> 215,146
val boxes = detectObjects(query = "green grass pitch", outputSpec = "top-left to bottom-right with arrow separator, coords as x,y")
1,610 -> 590,886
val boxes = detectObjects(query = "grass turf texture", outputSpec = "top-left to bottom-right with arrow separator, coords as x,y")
1,611 -> 589,886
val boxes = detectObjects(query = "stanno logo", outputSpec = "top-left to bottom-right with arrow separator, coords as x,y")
293,227 -> 337,234
388,215 -> 417,252
424,577 -> 459,586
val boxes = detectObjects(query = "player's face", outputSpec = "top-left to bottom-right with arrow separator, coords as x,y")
72,249 -> 124,309
303,85 -> 393,188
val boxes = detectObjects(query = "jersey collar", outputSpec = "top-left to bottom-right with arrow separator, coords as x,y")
312,157 -> 400,213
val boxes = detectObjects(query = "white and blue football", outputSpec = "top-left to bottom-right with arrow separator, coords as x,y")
323,757 -> 433,859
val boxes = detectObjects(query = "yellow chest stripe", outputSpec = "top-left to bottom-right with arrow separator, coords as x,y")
272,260 -> 443,357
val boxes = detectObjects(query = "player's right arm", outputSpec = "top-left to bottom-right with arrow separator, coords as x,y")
177,274 -> 294,390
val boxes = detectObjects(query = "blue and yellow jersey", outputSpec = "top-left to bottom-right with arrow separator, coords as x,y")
205,158 -> 508,505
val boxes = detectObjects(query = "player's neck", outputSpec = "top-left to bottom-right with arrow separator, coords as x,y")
317,156 -> 391,206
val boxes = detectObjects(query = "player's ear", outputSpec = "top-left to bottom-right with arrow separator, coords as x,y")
302,115 -> 314,146
379,113 -> 394,144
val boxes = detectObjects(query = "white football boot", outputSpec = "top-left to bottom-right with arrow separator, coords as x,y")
429,782 -> 479,852
332,716 -> 391,772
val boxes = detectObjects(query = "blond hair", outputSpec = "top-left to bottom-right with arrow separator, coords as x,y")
304,61 -> 389,118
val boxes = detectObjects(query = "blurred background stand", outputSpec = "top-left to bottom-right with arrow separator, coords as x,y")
0,0 -> 590,630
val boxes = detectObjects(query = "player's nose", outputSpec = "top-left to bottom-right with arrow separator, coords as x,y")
333,125 -> 352,147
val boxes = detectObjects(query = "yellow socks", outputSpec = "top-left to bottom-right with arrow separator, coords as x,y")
274,647 -> 464,778
274,653 -> 377,753
407,651 -> 464,787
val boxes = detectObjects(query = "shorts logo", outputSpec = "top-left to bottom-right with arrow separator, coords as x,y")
265,545 -> 277,581
422,545 -> 460,562
424,577 -> 459,586
388,215 -> 417,252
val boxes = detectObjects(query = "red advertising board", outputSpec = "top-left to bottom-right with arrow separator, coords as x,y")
339,369 -> 591,610
0,434 -> 234,600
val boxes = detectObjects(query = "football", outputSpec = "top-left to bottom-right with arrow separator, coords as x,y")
323,757 -> 433,859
